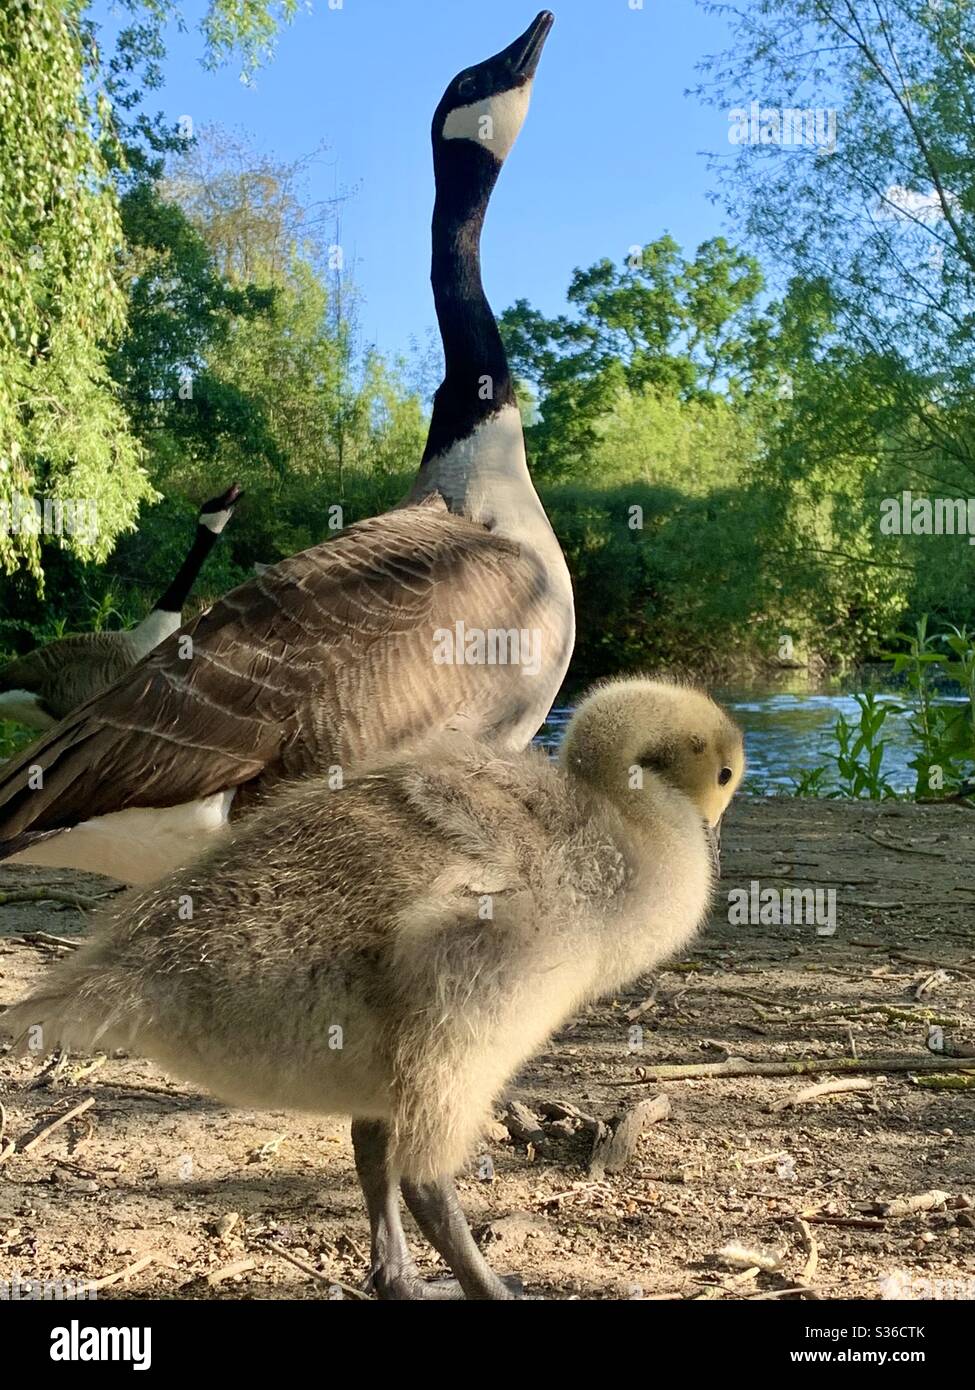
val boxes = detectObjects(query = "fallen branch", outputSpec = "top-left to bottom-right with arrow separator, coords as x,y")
205,1257 -> 257,1286
542,1181 -> 609,1207
787,1211 -> 887,1231
770,1077 -> 875,1113
777,1003 -> 967,1029
865,832 -> 947,858
20,1096 -> 95,1156
589,1094 -> 670,1177
915,970 -> 951,1000
841,898 -> 906,910
793,1218 -> 818,1284
916,783 -> 975,805
615,1055 -> 975,1084
266,1242 -> 369,1300
501,1100 -> 546,1146
87,1253 -> 158,1292
746,1285 -> 822,1300
537,1099 -> 600,1127
26,1048 -> 67,1091
873,1190 -> 949,1218
16,931 -> 82,951
912,1073 -> 975,1090
69,1055 -> 108,1083
2,889 -> 110,910
891,951 -> 975,979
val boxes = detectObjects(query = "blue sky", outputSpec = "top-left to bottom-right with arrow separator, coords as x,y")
91,0 -> 737,363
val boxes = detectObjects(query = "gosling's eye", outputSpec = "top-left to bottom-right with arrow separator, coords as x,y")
718,767 -> 734,787
638,752 -> 667,772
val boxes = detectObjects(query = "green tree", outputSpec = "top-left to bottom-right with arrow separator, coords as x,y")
0,0 -> 316,590
0,0 -> 153,580
698,0 -> 975,477
500,235 -> 774,476
111,175 -> 278,472
161,129 -> 426,563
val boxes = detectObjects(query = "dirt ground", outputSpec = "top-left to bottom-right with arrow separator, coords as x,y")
1,795 -> 973,1302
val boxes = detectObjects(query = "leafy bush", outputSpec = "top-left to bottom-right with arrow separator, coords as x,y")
791,620 -> 975,800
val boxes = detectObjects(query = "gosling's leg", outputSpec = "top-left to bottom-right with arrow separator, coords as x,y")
400,1174 -> 523,1300
350,1119 -> 462,1301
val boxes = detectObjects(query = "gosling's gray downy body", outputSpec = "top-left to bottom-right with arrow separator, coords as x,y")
3,679 -> 744,1299
13,747 -> 705,1164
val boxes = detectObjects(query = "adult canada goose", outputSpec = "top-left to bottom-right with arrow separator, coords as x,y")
0,12 -> 573,884
0,484 -> 242,731
2,679 -> 745,1300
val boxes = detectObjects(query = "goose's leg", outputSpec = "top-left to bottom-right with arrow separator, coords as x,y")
400,1175 -> 522,1300
350,1119 -> 462,1301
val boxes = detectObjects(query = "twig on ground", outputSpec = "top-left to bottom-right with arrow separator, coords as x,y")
791,1210 -> 886,1231
615,1055 -> 975,1084
915,970 -> 952,999
15,930 -> 82,951
866,832 -> 947,858
775,1003 -> 966,1028
87,1253 -> 158,1292
793,1217 -> 819,1284
891,951 -> 975,978
625,992 -> 658,1022
205,1258 -> 257,1286
2,888 -> 114,911
746,1285 -> 822,1300
69,1055 -> 108,1083
913,1073 -> 975,1089
26,1048 -> 68,1090
873,1191 -> 951,1218
770,1077 -> 875,1113
20,1096 -> 95,1155
588,1094 -> 670,1177
266,1241 -> 369,1300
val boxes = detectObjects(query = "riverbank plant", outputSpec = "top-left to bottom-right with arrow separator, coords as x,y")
792,620 -> 975,800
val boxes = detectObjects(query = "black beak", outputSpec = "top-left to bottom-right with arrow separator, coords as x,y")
505,11 -> 555,81
200,481 -> 244,518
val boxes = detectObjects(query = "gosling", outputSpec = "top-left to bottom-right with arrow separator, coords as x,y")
2,677 -> 744,1300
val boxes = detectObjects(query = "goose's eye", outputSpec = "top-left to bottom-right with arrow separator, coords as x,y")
457,76 -> 475,98
718,767 -> 734,787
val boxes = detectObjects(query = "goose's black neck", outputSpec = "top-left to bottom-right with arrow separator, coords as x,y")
154,525 -> 219,614
420,143 -> 516,468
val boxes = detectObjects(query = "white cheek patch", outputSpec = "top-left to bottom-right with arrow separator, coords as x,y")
442,84 -> 532,162
200,507 -> 233,533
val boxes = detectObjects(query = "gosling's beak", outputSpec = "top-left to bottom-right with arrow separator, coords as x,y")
706,817 -> 723,878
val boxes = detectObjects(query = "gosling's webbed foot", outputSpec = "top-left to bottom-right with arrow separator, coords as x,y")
352,1119 -> 524,1301
401,1176 -> 524,1300
370,1267 -> 465,1301
371,1270 -> 522,1300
